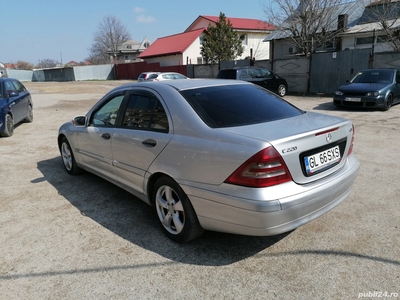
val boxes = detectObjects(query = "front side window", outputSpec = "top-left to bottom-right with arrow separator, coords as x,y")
90,94 -> 125,126
12,80 -> 26,92
260,68 -> 274,79
122,93 -> 169,132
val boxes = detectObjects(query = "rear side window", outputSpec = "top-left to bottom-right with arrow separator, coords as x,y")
180,84 -> 303,128
217,69 -> 237,79
122,92 -> 169,132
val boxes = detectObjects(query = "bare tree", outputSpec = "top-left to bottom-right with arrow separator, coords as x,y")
15,61 -> 34,70
263,0 -> 354,55
89,15 -> 131,64
362,0 -> 400,51
36,59 -> 59,69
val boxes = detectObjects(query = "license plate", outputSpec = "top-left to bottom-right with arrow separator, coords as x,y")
304,146 -> 341,175
345,97 -> 361,102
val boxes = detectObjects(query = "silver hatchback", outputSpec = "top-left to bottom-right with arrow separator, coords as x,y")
58,79 -> 360,243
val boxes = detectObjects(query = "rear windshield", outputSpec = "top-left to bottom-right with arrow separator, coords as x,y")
217,69 -> 237,79
180,84 -> 303,128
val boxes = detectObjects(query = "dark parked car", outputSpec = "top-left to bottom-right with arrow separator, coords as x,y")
217,66 -> 288,96
334,68 -> 400,111
0,78 -> 33,137
58,79 -> 359,243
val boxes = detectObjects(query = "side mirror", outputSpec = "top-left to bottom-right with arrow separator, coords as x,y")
72,116 -> 86,127
346,80 -> 350,83
8,91 -> 19,97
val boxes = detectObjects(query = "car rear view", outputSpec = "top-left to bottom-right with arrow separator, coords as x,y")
176,82 -> 359,237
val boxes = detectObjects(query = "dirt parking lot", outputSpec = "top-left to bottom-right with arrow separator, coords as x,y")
1,81 -> 399,299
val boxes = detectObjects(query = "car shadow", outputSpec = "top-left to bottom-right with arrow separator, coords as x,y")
312,101 -> 338,111
35,157 -> 291,266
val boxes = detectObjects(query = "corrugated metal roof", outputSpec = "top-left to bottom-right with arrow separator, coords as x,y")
340,18 -> 400,35
138,28 -> 205,59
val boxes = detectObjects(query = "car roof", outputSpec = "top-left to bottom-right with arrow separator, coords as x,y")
140,71 -> 160,75
360,68 -> 399,72
116,78 -> 251,92
0,78 -> 15,82
221,66 -> 267,71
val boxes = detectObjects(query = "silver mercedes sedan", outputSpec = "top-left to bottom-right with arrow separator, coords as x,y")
58,79 -> 360,243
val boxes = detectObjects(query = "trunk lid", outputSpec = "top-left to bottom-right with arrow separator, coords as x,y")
219,111 -> 354,185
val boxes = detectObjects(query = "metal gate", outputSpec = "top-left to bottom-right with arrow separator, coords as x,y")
310,49 -> 371,94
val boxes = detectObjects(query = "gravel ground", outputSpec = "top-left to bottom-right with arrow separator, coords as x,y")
0,81 -> 399,300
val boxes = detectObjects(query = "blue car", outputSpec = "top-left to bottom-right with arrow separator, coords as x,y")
0,78 -> 33,137
333,68 -> 400,111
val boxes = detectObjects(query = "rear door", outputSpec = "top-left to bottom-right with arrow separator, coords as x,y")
11,80 -> 30,122
4,80 -> 25,123
394,70 -> 400,103
111,89 -> 173,195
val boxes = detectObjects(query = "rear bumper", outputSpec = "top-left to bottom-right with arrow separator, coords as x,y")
182,155 -> 360,236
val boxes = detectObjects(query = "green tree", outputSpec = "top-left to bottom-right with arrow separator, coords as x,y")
200,12 -> 244,68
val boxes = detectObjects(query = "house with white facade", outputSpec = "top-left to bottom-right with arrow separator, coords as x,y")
339,0 -> 400,52
265,0 -> 400,59
108,37 -> 151,63
138,15 -> 275,66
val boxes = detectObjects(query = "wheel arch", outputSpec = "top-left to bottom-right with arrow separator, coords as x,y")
146,172 -> 171,206
57,134 -> 67,150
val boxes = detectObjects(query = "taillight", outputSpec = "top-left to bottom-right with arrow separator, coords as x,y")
225,146 -> 292,187
347,124 -> 355,156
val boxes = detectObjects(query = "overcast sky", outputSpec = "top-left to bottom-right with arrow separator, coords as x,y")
1,0 -> 271,65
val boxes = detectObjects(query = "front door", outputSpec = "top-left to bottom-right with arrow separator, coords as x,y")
76,92 -> 126,181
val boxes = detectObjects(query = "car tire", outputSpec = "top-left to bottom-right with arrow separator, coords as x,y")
0,114 -> 14,137
24,105 -> 33,123
277,84 -> 287,97
382,94 -> 393,111
60,136 -> 82,175
152,176 -> 204,243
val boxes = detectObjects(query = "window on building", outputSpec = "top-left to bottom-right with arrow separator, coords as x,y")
197,57 -> 203,64
324,39 -> 335,49
242,34 -> 248,46
289,46 -> 300,54
356,36 -> 374,45
377,35 -> 389,43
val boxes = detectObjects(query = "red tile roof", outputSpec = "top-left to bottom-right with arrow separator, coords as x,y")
186,15 -> 276,32
138,28 -> 205,59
